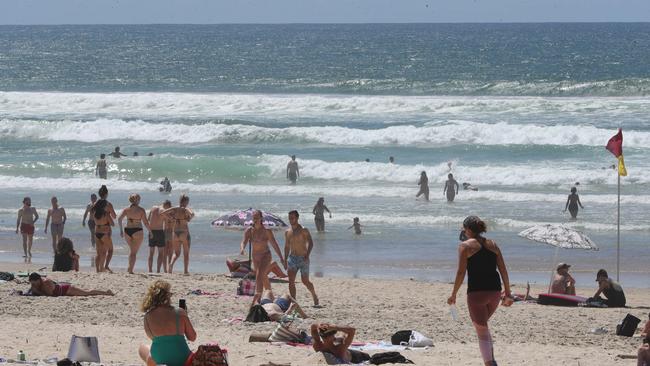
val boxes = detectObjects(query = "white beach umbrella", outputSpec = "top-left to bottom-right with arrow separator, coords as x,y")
518,224 -> 599,293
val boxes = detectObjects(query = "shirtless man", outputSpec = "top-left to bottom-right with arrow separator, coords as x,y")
16,197 -> 39,258
312,197 -> 332,232
161,195 -> 194,274
443,173 -> 460,202
95,154 -> 108,179
284,210 -> 319,305
109,146 -> 127,158
28,272 -> 113,296
147,201 -> 168,273
44,196 -> 67,254
550,263 -> 576,295
286,155 -> 300,185
82,194 -> 98,247
240,210 -> 285,295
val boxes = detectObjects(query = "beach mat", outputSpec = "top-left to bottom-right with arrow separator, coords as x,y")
537,293 -> 587,307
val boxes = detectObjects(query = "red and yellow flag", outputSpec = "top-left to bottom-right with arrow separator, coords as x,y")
606,128 -> 627,176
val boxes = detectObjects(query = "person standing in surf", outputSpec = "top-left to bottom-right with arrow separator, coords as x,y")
448,216 -> 513,366
82,193 -> 98,248
444,173 -> 460,202
564,186 -> 584,220
95,153 -> 108,179
44,196 -> 67,255
287,155 -> 300,185
16,197 -> 39,258
312,197 -> 332,232
93,185 -> 117,272
240,209 -> 285,296
416,171 -> 430,201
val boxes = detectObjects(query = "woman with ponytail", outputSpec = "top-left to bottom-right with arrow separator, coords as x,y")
448,216 -> 513,366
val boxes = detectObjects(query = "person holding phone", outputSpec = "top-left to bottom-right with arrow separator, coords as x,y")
448,216 -> 513,366
139,280 -> 196,366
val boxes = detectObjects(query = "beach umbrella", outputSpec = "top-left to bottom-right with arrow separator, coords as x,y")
211,208 -> 288,262
518,224 -> 599,293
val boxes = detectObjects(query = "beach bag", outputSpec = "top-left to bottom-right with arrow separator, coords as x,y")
391,330 -> 412,345
190,344 -> 228,366
616,314 -> 641,337
237,274 -> 255,296
408,330 -> 433,347
0,272 -> 15,281
67,335 -> 100,363
268,322 -> 307,343
369,351 -> 414,365
245,304 -> 271,323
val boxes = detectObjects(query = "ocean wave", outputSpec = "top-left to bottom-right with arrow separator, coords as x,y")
2,92 -> 650,122
3,118 -> 650,147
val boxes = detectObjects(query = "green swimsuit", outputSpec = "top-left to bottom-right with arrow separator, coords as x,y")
146,308 -> 191,366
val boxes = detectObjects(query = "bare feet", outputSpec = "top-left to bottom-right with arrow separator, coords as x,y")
104,267 -> 114,273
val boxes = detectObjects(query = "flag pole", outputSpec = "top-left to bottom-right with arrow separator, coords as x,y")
616,170 -> 620,282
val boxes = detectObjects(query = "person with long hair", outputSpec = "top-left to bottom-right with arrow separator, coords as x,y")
448,216 -> 513,366
416,171 -> 429,201
564,186 -> 584,219
138,280 -> 196,366
52,237 -> 80,272
240,209 -> 285,296
160,195 -> 194,274
312,197 -> 332,232
92,185 -> 116,273
118,193 -> 151,274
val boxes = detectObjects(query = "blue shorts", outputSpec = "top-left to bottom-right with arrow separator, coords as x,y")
288,255 -> 310,276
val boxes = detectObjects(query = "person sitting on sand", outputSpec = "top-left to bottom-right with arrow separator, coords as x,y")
28,272 -> 113,296
591,269 -> 626,307
139,280 -> 196,366
226,258 -> 287,278
251,290 -> 307,322
564,186 -> 584,219
52,237 -> 80,272
550,263 -> 576,295
311,322 -> 370,364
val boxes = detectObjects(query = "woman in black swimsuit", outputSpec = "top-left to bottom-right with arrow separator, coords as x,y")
118,193 -> 151,274
92,193 -> 114,273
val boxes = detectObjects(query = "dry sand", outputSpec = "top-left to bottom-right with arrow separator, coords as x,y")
0,262 -> 647,365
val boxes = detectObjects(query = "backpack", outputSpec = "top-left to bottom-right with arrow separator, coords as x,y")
369,351 -> 414,365
0,272 -> 15,281
616,313 -> 641,337
190,344 -> 228,366
245,304 -> 271,323
391,330 -> 412,345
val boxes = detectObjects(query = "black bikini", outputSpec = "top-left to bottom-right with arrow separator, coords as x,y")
124,227 -> 143,238
95,224 -> 110,240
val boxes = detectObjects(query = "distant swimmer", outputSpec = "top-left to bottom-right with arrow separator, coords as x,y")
16,197 -> 39,258
443,173 -> 459,202
109,146 -> 127,158
147,152 -> 154,156
347,217 -> 362,235
463,182 -> 478,191
312,197 -> 332,232
447,161 -> 453,172
389,156 -> 395,164
287,155 -> 300,185
133,152 -> 139,157
416,171 -> 430,201
95,153 -> 108,179
159,177 -> 172,193
564,186 -> 584,220
365,158 -> 370,162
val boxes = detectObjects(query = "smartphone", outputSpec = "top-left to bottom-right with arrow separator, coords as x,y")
179,299 -> 186,310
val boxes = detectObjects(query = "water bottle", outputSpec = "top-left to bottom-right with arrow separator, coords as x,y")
449,304 -> 459,321
17,350 -> 26,361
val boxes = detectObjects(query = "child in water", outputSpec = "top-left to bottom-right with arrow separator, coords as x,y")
348,217 -> 362,235
564,186 -> 584,219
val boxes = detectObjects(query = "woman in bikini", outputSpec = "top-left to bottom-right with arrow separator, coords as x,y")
118,193 -> 151,274
240,209 -> 285,296
161,195 -> 194,275
91,186 -> 115,272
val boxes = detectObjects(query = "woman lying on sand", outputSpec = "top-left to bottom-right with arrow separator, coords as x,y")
28,272 -> 113,296
250,290 -> 307,321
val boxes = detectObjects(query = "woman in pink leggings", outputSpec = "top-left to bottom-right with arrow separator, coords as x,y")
448,216 -> 514,366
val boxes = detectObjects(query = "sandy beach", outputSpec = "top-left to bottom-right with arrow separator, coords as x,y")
0,262 -> 647,366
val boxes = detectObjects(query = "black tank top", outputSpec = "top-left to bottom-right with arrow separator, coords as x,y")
466,238 -> 502,293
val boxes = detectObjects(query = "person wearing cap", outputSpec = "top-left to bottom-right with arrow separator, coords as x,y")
310,322 -> 370,364
591,269 -> 626,308
550,263 -> 576,295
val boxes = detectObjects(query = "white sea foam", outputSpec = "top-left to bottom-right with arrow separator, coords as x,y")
3,118 -> 650,148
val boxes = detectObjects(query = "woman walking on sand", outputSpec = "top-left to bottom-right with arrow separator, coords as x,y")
240,210 -> 284,296
161,194 -> 194,274
92,186 -> 116,273
448,216 -> 513,366
118,193 -> 151,274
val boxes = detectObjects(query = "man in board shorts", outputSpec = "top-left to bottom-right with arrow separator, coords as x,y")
16,197 -> 39,258
284,210 -> 319,306
147,201 -> 169,273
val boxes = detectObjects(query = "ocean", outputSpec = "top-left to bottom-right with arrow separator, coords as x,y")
0,23 -> 648,287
